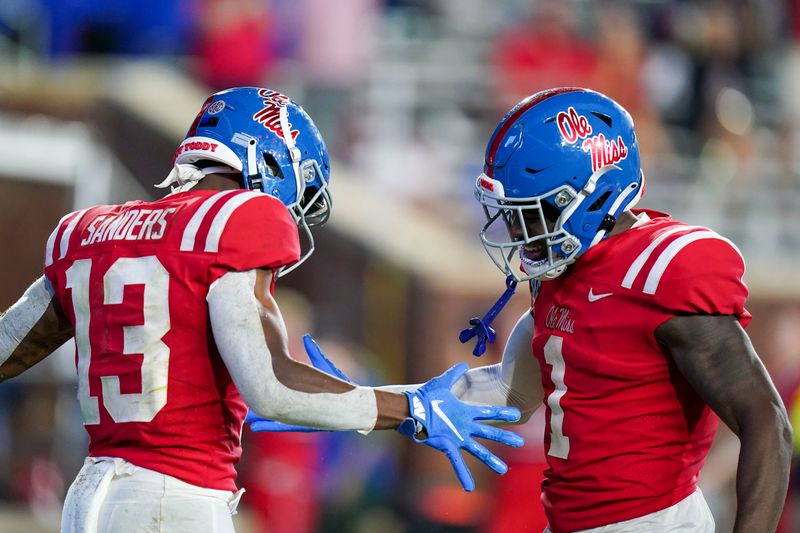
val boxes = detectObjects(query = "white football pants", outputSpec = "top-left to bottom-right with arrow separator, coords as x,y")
544,488 -> 715,533
62,456 -> 244,533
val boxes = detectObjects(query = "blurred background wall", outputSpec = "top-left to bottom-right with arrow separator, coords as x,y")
1,1 -> 799,532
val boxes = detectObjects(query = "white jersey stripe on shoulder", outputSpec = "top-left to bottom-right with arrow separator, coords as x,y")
180,190 -> 240,252
58,208 -> 90,260
45,212 -> 78,267
204,191 -> 263,253
621,226 -> 703,289
642,231 -> 737,294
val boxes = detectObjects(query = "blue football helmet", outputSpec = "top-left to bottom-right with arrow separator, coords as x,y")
476,88 -> 644,281
175,87 -> 332,275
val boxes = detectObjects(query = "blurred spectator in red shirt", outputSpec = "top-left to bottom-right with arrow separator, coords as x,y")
489,0 -> 596,112
192,0 -> 279,90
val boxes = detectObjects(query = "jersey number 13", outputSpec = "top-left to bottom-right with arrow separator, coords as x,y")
66,256 -> 170,425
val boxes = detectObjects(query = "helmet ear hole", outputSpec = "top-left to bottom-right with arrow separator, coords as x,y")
588,191 -> 611,212
263,153 -> 283,178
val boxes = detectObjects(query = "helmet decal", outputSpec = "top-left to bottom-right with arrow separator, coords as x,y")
556,107 -> 592,142
583,133 -> 629,172
172,136 -> 239,168
556,106 -> 630,172
207,100 -> 226,114
253,89 -> 299,142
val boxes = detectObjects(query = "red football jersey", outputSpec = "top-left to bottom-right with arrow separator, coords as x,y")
43,189 -> 300,491
531,210 -> 750,533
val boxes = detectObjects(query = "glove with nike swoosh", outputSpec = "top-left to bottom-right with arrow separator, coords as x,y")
247,334 -> 350,432
396,363 -> 525,492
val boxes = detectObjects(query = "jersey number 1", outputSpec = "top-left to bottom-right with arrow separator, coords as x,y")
544,335 -> 570,459
66,256 -> 170,425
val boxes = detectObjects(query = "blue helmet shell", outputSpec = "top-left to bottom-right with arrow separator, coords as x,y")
476,88 -> 644,281
176,87 -> 331,213
175,87 -> 332,275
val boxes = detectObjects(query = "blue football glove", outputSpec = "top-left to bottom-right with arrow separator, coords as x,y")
300,334 -> 352,381
396,362 -> 525,492
247,334 -> 352,432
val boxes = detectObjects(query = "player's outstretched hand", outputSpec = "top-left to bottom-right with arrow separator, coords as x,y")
396,363 -> 525,492
247,334 -> 353,432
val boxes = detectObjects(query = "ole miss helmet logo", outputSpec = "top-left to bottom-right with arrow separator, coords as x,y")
252,89 -> 299,143
557,107 -> 628,172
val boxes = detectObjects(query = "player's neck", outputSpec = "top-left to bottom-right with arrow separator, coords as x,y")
193,174 -> 243,192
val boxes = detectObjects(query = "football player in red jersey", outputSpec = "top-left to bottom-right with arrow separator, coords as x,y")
468,88 -> 792,532
0,87 -> 524,533
252,87 -> 794,532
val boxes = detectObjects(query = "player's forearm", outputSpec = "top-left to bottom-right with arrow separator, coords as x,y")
1,277 -> 71,382
1,277 -> 50,365
245,381 -> 380,432
0,343 -> 53,382
455,311 -> 542,423
658,316 -> 793,532
732,408 -> 793,533
374,390 -> 412,429
268,355 -> 408,430
209,270 -> 405,433
214,318 -> 382,432
451,364 -> 510,405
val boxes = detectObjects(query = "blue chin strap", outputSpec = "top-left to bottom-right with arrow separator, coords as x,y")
459,275 -> 518,356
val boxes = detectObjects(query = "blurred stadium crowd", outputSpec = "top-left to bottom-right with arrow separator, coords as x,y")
1,0 -> 800,532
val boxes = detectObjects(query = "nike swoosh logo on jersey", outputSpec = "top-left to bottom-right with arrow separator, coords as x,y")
588,288 -> 613,302
431,400 -> 464,441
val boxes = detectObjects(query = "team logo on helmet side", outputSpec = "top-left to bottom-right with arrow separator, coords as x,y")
556,107 -> 592,142
556,106 -> 629,172
252,89 -> 299,142
583,133 -> 628,172
207,100 -> 225,114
